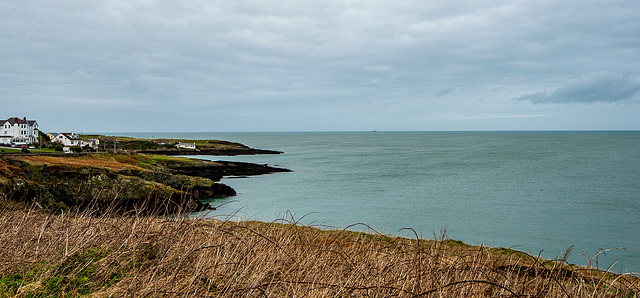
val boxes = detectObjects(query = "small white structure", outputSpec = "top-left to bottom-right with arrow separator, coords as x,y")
177,142 -> 196,150
52,132 -> 82,147
0,117 -> 39,145
52,132 -> 100,149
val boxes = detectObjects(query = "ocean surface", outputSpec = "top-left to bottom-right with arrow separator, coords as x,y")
125,131 -> 640,273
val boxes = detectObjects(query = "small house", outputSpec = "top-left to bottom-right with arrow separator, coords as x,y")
177,142 -> 196,150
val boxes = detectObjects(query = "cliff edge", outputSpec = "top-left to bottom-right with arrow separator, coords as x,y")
0,153 -> 290,215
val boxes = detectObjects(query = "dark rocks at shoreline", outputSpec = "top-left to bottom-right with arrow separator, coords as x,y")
160,159 -> 292,182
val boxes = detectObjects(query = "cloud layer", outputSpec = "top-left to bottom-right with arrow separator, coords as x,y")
515,72 -> 640,103
1,0 -> 639,131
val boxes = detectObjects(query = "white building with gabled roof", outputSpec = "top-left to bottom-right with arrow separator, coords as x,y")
177,142 -> 196,149
0,117 -> 39,145
51,132 -> 99,148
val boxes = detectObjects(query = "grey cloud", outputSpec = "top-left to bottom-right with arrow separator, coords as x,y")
435,87 -> 455,97
514,72 -> 640,104
492,86 -> 507,92
2,0 -> 640,131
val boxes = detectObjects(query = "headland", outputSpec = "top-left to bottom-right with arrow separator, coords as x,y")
0,135 -> 290,215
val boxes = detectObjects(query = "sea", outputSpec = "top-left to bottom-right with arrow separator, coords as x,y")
124,131 -> 640,273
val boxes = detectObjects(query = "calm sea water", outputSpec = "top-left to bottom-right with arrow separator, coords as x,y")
127,131 -> 640,273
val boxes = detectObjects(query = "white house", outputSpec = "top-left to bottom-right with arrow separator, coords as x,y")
52,132 -> 100,149
0,117 -> 39,145
177,142 -> 196,150
52,132 -> 82,147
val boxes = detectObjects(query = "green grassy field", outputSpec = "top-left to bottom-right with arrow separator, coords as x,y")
0,147 -> 55,153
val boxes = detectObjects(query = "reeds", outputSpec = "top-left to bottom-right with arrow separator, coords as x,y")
0,200 -> 638,297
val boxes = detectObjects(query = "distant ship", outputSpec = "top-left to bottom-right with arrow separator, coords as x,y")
372,129 -> 378,132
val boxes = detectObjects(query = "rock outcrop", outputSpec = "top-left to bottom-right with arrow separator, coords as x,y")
0,154 -> 290,215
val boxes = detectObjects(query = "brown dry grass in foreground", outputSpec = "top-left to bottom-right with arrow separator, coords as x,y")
0,201 -> 638,297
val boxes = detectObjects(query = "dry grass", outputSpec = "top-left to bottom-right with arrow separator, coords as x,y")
0,160 -> 22,178
5,154 -> 223,171
6,155 -> 145,171
0,201 -> 638,297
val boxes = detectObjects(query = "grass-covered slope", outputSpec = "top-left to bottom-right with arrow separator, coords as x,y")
0,201 -> 637,297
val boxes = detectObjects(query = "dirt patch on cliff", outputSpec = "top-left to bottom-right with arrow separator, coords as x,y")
0,159 -> 23,179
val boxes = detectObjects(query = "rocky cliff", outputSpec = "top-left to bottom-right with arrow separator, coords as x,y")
0,154 -> 290,215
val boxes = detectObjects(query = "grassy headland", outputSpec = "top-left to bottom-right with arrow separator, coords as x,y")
0,152 -> 289,215
82,135 -> 282,155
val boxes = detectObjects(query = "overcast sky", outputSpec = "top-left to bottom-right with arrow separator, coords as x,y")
2,0 -> 639,132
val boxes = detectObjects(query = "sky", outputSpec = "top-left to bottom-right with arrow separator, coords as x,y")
1,0 -> 640,132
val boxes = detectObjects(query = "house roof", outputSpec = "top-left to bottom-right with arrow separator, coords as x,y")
2,117 -> 37,126
59,133 -> 80,139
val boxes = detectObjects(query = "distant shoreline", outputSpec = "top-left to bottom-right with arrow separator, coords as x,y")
138,148 -> 283,156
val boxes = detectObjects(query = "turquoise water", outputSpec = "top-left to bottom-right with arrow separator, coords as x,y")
128,131 -> 640,273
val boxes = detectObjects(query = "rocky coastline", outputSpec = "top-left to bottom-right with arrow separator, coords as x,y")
0,145 -> 290,215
